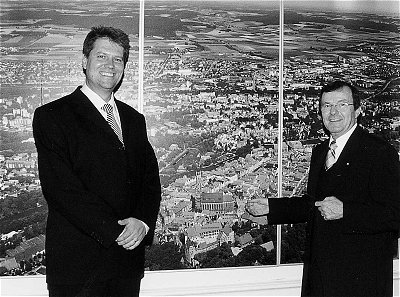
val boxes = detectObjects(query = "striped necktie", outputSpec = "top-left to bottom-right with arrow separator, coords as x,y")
325,140 -> 338,170
101,103 -> 124,145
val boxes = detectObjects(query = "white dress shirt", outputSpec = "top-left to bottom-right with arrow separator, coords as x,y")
81,83 -> 122,130
329,124 -> 358,160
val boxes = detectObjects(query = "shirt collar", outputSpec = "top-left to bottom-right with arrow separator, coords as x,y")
81,83 -> 117,111
330,124 -> 357,148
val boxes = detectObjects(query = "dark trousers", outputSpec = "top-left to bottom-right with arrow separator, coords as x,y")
302,261 -> 325,297
48,277 -> 141,297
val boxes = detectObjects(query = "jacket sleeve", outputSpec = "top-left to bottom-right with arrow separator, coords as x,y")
267,145 -> 323,225
268,194 -> 312,225
33,107 -> 124,248
343,143 -> 400,234
134,115 -> 161,245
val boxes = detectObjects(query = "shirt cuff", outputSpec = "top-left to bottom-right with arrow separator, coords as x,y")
117,219 -> 150,238
141,220 -> 150,234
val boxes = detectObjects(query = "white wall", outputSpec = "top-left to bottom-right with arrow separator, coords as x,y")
1,260 -> 399,297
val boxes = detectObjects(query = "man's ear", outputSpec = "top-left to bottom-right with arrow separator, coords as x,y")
82,55 -> 87,70
355,106 -> 362,119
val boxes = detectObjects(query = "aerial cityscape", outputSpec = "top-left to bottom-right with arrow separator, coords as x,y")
1,0 -> 399,275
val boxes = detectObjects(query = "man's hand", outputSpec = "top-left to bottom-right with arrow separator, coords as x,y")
245,198 -> 269,217
116,218 -> 147,250
315,196 -> 343,220
246,214 -> 269,225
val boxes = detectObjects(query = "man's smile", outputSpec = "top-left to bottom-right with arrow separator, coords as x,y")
100,71 -> 115,77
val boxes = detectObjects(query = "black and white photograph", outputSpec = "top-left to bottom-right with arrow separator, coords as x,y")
1,0 -> 399,296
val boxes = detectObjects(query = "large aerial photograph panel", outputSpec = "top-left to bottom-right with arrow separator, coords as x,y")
1,0 -> 399,288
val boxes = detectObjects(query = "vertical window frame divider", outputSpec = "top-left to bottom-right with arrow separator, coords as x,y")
138,0 -> 145,114
276,0 -> 285,266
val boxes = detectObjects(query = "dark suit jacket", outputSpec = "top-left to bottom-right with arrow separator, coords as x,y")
33,87 -> 161,285
268,126 -> 399,296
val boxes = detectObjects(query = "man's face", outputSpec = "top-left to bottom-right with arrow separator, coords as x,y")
82,38 -> 125,101
320,86 -> 361,139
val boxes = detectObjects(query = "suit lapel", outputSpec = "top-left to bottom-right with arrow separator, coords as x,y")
115,100 -> 130,146
334,126 -> 363,172
70,88 -> 124,147
115,100 -> 143,173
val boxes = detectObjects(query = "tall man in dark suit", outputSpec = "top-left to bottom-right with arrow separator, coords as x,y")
33,26 -> 161,297
246,80 -> 399,296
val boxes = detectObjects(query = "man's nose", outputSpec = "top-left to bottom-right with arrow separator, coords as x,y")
329,104 -> 339,114
105,58 -> 115,68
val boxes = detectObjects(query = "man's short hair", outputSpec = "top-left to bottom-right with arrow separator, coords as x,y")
319,80 -> 361,110
83,26 -> 130,65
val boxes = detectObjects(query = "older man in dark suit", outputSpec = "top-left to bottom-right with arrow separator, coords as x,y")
33,26 -> 161,297
246,80 -> 399,296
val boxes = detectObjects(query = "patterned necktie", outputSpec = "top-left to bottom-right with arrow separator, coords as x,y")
101,103 -> 124,145
325,140 -> 338,170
